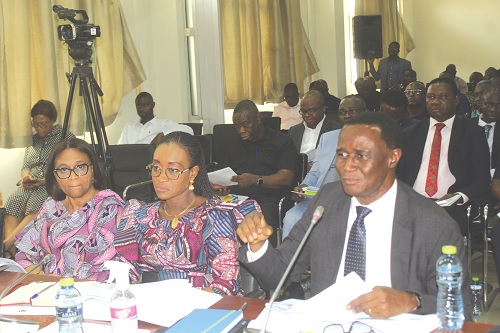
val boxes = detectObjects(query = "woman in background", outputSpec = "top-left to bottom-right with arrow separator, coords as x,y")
114,131 -> 259,296
15,138 -> 124,280
4,100 -> 75,255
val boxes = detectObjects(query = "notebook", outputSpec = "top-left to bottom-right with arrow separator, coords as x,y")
167,308 -> 243,333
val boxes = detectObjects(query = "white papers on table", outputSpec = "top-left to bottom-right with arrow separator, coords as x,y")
0,258 -> 26,273
208,167 -> 238,186
37,322 -> 150,333
247,272 -> 439,333
436,194 -> 461,207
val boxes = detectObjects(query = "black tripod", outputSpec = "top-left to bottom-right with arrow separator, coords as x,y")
61,60 -> 114,189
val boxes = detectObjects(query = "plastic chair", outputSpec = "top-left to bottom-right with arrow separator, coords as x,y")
180,123 -> 203,135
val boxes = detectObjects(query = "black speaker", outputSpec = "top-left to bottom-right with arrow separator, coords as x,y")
353,15 -> 382,60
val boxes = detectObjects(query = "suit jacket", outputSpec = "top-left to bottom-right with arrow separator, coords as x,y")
370,57 -> 412,92
472,118 -> 500,169
239,181 -> 472,318
302,129 -> 341,187
288,115 -> 341,153
397,117 -> 490,202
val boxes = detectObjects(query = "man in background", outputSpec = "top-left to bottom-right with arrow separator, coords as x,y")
118,92 -> 193,145
369,41 -> 412,92
445,64 -> 468,95
355,77 -> 380,112
311,79 -> 341,121
273,83 -> 302,131
405,81 -> 429,120
380,90 -> 419,130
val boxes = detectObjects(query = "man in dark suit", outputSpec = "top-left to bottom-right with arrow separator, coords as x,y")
397,78 -> 490,235
379,90 -> 419,130
238,112 -> 472,319
288,90 -> 341,164
368,41 -> 412,92
311,79 -> 342,121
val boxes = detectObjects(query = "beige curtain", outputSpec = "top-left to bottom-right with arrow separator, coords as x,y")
0,0 -> 146,148
220,0 -> 319,108
354,0 -> 415,78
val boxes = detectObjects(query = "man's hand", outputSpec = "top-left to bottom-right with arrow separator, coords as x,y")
211,183 -> 230,196
150,132 -> 165,146
237,212 -> 273,252
346,286 -> 418,318
231,173 -> 258,188
292,184 -> 307,202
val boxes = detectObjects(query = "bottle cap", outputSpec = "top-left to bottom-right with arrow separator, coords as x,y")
442,245 -> 457,255
60,277 -> 75,287
472,277 -> 479,282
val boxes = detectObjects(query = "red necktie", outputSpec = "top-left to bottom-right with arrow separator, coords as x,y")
425,123 -> 445,197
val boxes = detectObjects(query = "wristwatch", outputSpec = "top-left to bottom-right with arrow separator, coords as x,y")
257,176 -> 264,186
407,291 -> 422,312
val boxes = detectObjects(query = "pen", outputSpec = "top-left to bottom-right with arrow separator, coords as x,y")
30,282 -> 57,300
238,302 -> 248,312
255,147 -> 259,156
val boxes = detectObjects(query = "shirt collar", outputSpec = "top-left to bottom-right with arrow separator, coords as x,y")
350,179 -> 398,212
430,115 -> 455,128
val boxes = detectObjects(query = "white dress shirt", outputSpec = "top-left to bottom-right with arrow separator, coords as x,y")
272,100 -> 302,130
117,116 -> 193,144
300,114 -> 325,156
478,118 -> 496,177
413,116 -> 463,200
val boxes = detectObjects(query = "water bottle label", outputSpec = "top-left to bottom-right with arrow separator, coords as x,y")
111,305 -> 137,319
56,305 -> 83,319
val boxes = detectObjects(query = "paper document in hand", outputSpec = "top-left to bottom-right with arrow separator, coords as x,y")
436,194 -> 461,207
208,167 -> 238,186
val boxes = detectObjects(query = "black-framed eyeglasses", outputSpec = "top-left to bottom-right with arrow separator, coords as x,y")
53,163 -> 92,179
31,121 -> 51,129
323,321 -> 374,333
404,89 -> 423,96
146,164 -> 190,180
299,106 -> 323,115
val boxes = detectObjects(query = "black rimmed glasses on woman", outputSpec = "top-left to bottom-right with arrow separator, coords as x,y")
146,164 -> 190,180
53,163 -> 92,179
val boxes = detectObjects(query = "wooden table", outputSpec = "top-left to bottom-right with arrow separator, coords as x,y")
0,272 -> 495,332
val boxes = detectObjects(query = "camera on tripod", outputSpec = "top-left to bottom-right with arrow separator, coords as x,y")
53,5 -> 101,63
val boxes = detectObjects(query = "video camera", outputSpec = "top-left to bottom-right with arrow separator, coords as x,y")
53,5 -> 101,64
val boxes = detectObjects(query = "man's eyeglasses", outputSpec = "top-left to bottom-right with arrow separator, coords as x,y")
299,106 -> 323,115
31,121 -> 51,129
323,321 -> 373,333
53,163 -> 92,179
426,94 -> 450,102
405,89 -> 423,96
147,164 -> 190,180
338,108 -> 364,117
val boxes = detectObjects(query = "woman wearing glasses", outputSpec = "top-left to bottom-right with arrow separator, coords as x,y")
114,131 -> 259,295
3,100 -> 75,256
14,138 -> 124,280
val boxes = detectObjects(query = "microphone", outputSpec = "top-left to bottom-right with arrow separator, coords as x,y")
260,206 -> 324,333
0,254 -> 54,301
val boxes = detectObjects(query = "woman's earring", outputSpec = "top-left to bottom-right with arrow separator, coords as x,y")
189,180 -> 195,191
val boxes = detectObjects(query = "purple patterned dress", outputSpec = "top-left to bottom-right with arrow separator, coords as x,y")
15,190 -> 124,281
114,198 -> 259,296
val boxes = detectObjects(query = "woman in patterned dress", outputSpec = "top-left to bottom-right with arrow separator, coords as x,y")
114,131 -> 259,296
15,138 -> 124,281
4,100 -> 75,255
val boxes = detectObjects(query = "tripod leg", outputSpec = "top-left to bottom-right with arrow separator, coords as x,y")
62,71 -> 79,138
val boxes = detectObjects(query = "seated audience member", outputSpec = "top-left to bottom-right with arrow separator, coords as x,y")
212,100 -> 297,247
468,72 -> 484,93
397,78 -> 490,235
4,100 -> 75,256
399,69 -> 417,91
114,132 -> 258,295
354,77 -> 381,112
468,72 -> 485,117
237,112 -> 472,319
405,81 -> 429,120
472,79 -> 494,118
272,83 -> 302,131
445,64 -> 468,95
15,138 -> 124,280
368,41 -> 412,92
117,92 -> 193,145
485,67 -> 497,80
288,90 -> 341,163
439,71 -> 471,117
283,95 -> 368,238
380,90 -> 419,130
311,79 -> 341,121
474,85 -> 500,175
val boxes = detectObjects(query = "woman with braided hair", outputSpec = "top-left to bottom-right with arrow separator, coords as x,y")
114,131 -> 259,296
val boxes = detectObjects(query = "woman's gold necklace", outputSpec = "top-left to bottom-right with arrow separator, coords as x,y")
163,196 -> 197,228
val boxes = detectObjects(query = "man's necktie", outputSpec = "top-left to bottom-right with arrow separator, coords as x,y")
425,123 -> 445,197
485,124 -> 492,139
344,206 -> 372,281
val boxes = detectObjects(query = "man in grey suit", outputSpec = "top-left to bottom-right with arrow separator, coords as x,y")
369,41 -> 412,92
237,112 -> 472,319
288,90 -> 341,164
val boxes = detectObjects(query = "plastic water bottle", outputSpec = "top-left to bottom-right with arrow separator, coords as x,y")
471,277 -> 483,318
55,278 -> 84,333
436,245 -> 464,330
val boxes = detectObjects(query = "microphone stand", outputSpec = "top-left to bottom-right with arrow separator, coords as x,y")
259,206 -> 324,333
